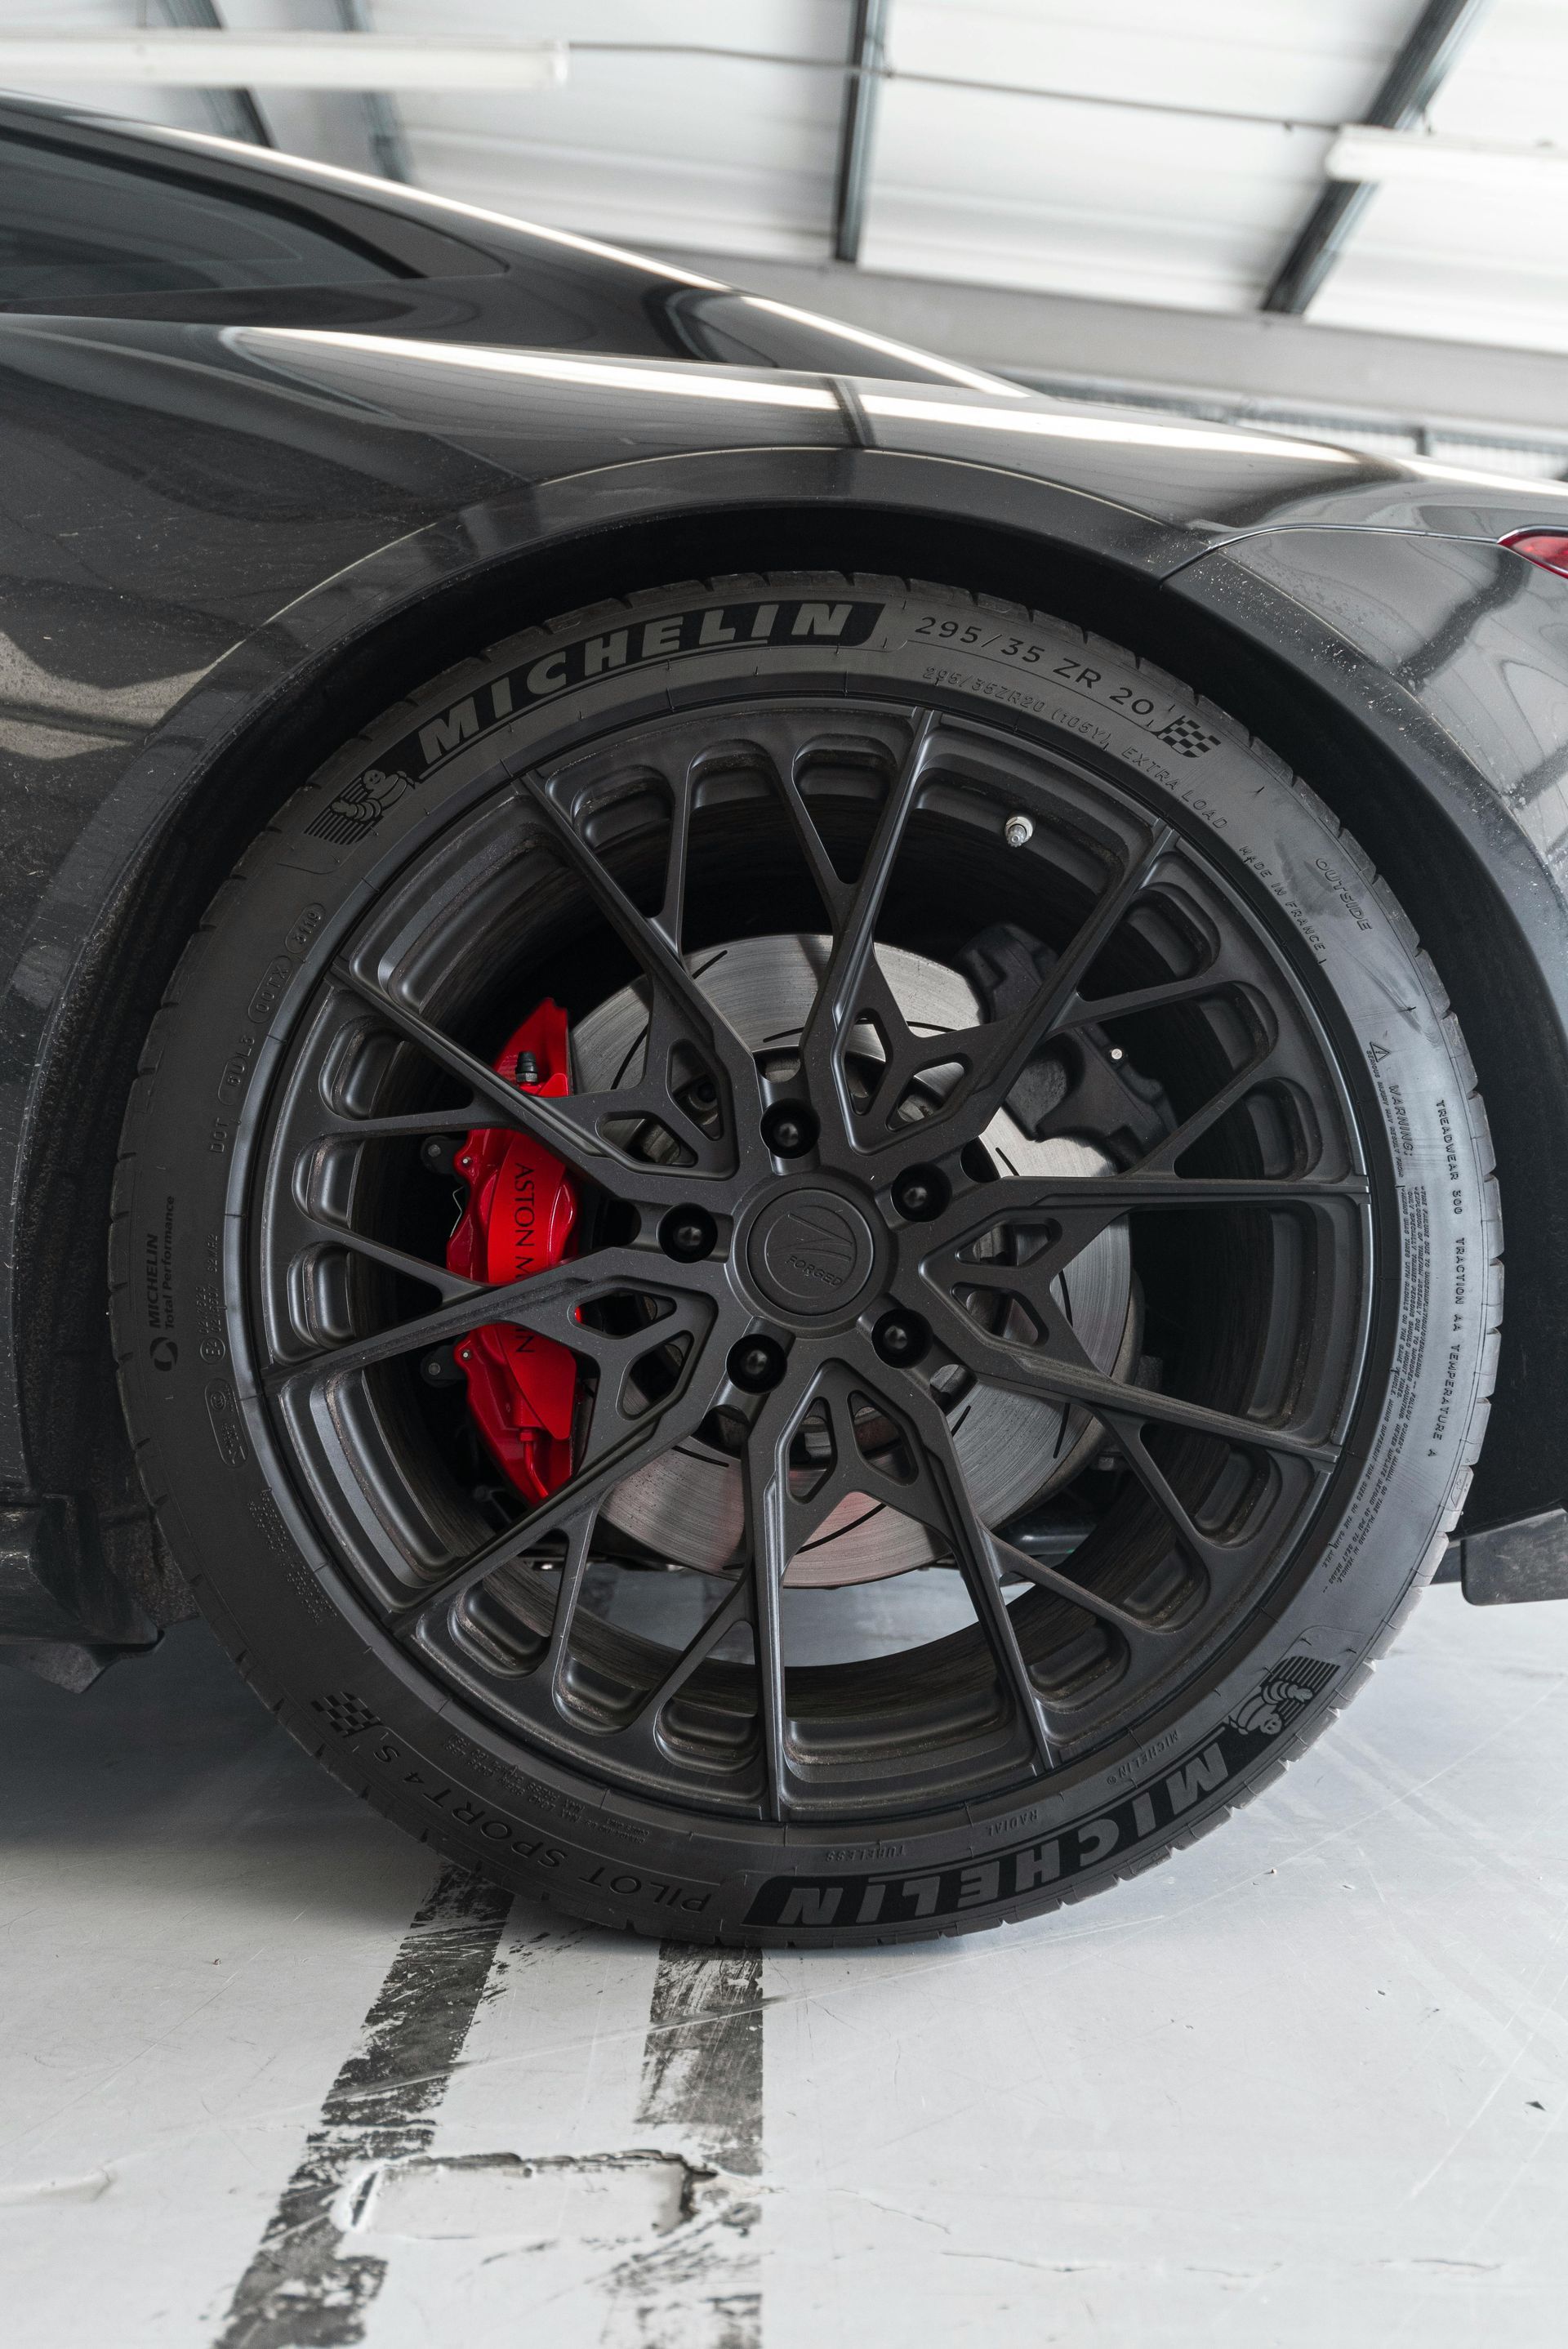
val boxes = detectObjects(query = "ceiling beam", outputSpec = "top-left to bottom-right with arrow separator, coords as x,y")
832,0 -> 889,265
154,0 -> 271,148
1261,0 -> 1493,315
332,0 -> 415,185
657,245 -> 1568,448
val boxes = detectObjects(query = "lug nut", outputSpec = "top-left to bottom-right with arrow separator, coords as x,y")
1004,812 -> 1035,849
872,1309 -> 929,1367
659,1205 -> 717,1263
761,1100 -> 817,1158
892,1164 -> 949,1222
727,1334 -> 787,1393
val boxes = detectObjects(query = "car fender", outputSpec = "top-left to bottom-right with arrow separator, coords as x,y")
7,332 -> 1568,1659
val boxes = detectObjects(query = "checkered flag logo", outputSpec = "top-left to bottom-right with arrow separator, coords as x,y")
311,1691 -> 382,1738
1154,715 -> 1220,760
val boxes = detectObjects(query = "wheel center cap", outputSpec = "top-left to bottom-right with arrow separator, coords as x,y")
747,1185 -> 878,1318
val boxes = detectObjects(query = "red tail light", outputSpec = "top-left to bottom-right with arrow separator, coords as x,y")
1501,529 -> 1568,580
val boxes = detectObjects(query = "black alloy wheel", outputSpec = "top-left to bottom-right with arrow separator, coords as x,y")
114,574 -> 1499,1941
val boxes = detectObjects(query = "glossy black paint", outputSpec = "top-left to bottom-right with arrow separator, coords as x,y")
0,93 -> 1013,381
6,101 -> 1568,1676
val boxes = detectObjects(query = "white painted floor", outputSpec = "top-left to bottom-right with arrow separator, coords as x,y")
5,1586 -> 1568,2347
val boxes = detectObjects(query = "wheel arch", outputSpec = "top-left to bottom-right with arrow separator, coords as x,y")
13,491 -> 1564,1673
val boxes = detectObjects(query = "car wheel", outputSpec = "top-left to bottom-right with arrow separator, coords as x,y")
112,572 -> 1501,1944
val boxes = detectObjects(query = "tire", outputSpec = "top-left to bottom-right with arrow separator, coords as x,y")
111,571 -> 1500,1946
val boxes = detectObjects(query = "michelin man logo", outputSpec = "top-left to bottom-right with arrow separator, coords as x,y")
307,765 -> 416,846
1228,1654 -> 1338,1738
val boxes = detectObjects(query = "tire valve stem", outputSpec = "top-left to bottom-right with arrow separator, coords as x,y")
1004,812 -> 1034,848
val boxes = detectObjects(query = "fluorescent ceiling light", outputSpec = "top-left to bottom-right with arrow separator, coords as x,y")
254,331 -> 840,410
1326,124 -> 1568,194
0,33 -> 567,91
1404,457 -> 1568,501
859,394 -> 1357,465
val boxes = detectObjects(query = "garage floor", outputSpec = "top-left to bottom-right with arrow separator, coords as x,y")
5,1585 -> 1568,2348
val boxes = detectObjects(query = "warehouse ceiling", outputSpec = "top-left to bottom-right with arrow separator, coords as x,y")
11,2 -> 1568,436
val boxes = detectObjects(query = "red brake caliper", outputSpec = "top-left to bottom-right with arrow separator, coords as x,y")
445,1000 -> 579,1504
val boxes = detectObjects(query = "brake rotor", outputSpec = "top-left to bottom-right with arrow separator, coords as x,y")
573,934 -> 1138,1586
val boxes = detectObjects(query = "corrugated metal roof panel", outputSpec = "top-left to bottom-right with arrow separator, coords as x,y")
13,0 -> 1568,358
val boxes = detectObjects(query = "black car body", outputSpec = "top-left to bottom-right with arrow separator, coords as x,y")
2,96 -> 1565,1741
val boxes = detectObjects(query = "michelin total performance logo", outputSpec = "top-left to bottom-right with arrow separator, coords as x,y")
308,599 -> 884,846
744,1656 -> 1339,1930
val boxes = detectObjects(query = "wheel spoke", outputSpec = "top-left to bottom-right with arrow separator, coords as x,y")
335,961 -> 751,1205
265,1246 -> 715,1392
1094,1403 -> 1326,1585
266,1259 -> 582,1393
797,712 -> 943,1139
310,1101 -> 500,1145
924,1256 -> 1334,1587
656,746 -> 695,952
926,1170 -> 1300,1434
1134,1039 -> 1286,1172
742,1398 -> 794,1819
920,1279 -> 1340,1467
730,1356 -> 1064,1792
817,819 -> 1178,1174
764,742 -> 861,929
994,1535 -> 1172,1647
862,1363 -> 1060,1770
1051,965 -> 1241,1028
903,1336 -> 1321,1703
628,1576 -> 753,1730
760,729 -> 969,1124
922,1170 -> 1368,1306
399,1370 -> 723,1638
1011,1322 -> 1267,1581
540,1507 -> 598,1688
334,962 -> 630,1175
426,1509 -> 748,1752
509,763 -> 761,1170
947,1173 -> 1367,1219
936,823 -> 1178,1147
920,1161 -> 1342,1598
298,1221 -> 488,1307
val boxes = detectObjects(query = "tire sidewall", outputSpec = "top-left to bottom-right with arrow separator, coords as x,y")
115,574 -> 1494,1943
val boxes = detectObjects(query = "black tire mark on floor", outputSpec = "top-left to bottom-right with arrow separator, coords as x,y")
638,1947 -> 764,2177
212,1865 -> 511,2349
606,1946 -> 764,2348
